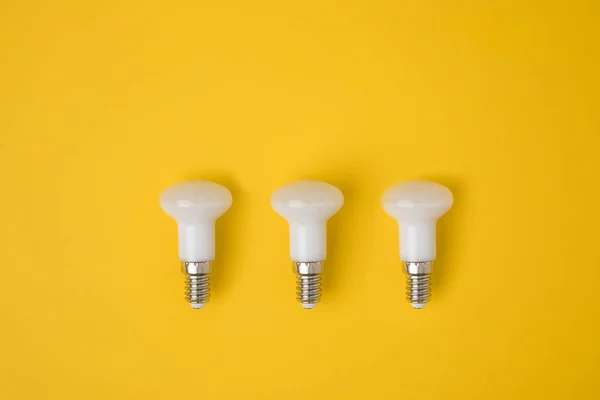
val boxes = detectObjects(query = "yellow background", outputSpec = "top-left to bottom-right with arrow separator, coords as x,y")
1,1 -> 599,399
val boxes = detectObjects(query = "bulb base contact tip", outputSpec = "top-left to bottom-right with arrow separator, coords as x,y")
181,261 -> 212,309
402,261 -> 432,309
293,261 -> 323,310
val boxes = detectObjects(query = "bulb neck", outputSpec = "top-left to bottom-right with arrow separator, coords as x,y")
177,221 -> 215,261
289,221 -> 327,262
399,220 -> 437,261
402,260 -> 433,275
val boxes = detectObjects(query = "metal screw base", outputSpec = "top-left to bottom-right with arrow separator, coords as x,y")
181,261 -> 212,309
402,261 -> 433,309
293,261 -> 323,309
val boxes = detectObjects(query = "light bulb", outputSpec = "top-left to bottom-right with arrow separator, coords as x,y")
382,180 -> 453,309
271,180 -> 344,309
160,181 -> 232,309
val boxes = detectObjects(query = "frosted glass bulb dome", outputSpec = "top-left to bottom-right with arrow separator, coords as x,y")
382,180 -> 453,262
271,180 -> 344,262
160,181 -> 232,262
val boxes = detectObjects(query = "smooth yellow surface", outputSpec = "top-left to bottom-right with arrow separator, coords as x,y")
1,1 -> 599,399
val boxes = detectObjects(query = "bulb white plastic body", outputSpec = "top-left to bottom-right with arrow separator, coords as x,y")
382,180 -> 453,262
160,181 -> 232,262
271,180 -> 344,262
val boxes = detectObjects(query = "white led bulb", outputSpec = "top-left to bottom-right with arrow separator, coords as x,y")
271,180 -> 344,309
382,180 -> 453,309
160,181 -> 232,309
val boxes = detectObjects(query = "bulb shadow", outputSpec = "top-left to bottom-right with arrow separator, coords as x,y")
185,171 -> 243,303
423,175 -> 466,301
325,186 -> 354,299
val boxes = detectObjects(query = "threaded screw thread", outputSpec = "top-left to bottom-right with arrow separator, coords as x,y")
406,273 -> 431,308
296,274 -> 322,308
185,273 -> 211,308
